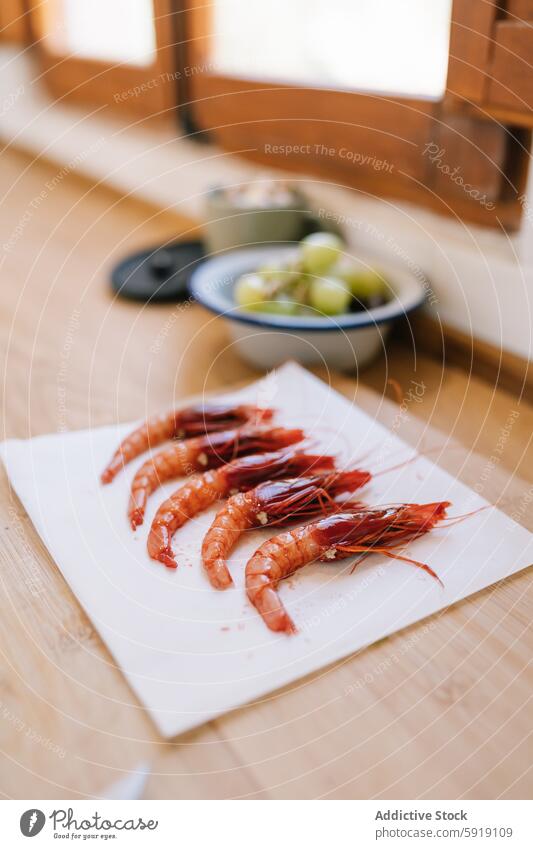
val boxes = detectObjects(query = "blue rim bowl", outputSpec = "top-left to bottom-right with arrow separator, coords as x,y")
190,245 -> 427,332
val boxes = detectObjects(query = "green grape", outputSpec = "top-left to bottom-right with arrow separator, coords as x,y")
288,272 -> 312,303
309,276 -> 352,316
257,295 -> 299,316
301,232 -> 344,273
234,273 -> 267,310
258,264 -> 281,281
259,265 -> 300,289
258,264 -> 281,277
335,262 -> 387,299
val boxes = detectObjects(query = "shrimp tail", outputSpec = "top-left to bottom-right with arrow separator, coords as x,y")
148,469 -> 228,565
209,558 -> 235,590
147,520 -> 178,567
246,564 -> 297,634
129,484 -> 151,530
130,506 -> 144,531
157,547 -> 178,569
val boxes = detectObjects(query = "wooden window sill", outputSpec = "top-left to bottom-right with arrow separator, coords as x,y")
0,45 -> 531,387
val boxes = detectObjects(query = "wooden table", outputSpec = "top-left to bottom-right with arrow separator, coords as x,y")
0,149 -> 531,799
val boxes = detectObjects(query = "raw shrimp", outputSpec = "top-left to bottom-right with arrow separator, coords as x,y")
202,469 -> 370,589
147,449 -> 335,567
128,426 -> 303,530
101,402 -> 272,483
245,501 -> 450,633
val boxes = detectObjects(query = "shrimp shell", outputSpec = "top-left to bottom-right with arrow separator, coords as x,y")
201,493 -> 257,590
148,469 -> 228,567
101,403 -> 272,483
246,526 -> 324,633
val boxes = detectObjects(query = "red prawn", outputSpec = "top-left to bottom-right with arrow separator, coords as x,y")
128,425 -> 303,530
245,501 -> 451,634
101,402 -> 272,484
148,449 -> 336,567
202,469 -> 370,589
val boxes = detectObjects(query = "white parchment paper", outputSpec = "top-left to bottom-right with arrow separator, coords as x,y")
2,363 -> 532,737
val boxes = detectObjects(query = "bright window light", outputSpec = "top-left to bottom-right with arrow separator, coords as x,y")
61,0 -> 156,66
213,0 -> 453,99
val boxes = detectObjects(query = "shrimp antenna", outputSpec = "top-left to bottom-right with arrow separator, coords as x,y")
341,543 -> 444,587
371,442 -> 457,479
371,453 -> 420,478
439,505 -> 490,526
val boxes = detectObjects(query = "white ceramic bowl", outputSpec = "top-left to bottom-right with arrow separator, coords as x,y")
190,246 -> 427,371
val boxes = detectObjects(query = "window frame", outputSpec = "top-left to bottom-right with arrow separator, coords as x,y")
27,0 -> 178,119
447,0 -> 533,126
0,0 -> 30,42
23,0 -> 532,228
181,0 -> 530,230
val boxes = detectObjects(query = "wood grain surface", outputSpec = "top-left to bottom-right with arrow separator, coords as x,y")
0,149 -> 531,799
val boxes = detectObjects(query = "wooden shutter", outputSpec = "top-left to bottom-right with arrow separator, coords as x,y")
448,0 -> 533,125
27,0 -> 178,119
